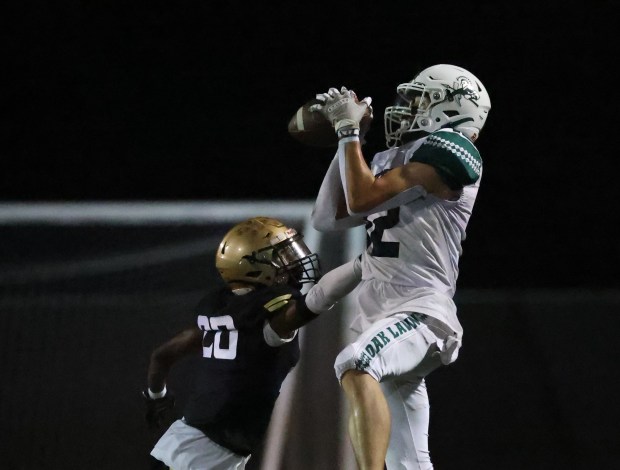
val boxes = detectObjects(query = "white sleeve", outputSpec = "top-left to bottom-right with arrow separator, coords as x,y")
305,257 -> 362,314
310,152 -> 366,232
263,320 -> 298,347
312,141 -> 428,232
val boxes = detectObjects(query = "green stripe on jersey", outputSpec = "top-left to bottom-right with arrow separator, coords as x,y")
410,129 -> 482,186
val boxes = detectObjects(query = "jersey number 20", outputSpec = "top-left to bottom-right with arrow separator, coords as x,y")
198,315 -> 238,360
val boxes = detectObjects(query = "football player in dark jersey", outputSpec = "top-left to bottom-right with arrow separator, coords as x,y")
143,216 -> 362,470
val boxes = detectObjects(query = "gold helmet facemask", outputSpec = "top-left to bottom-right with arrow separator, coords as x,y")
215,216 -> 321,288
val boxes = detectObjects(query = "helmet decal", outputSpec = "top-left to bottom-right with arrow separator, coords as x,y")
445,76 -> 480,107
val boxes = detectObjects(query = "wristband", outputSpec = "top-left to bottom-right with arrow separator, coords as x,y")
148,385 -> 167,399
337,128 -> 360,139
338,135 -> 360,145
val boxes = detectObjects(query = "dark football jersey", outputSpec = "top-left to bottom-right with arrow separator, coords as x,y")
183,284 -> 301,456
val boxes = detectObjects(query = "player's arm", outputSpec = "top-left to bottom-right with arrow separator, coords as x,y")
312,87 -> 461,215
147,327 -> 202,394
142,327 -> 202,429
310,153 -> 366,231
309,87 -> 372,231
266,257 -> 362,339
341,140 -> 460,212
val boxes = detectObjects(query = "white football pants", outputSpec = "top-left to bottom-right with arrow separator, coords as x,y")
334,312 -> 448,470
151,419 -> 251,470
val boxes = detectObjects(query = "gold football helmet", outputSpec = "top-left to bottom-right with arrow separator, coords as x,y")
215,216 -> 321,288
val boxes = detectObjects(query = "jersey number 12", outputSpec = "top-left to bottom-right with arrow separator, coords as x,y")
366,207 -> 400,258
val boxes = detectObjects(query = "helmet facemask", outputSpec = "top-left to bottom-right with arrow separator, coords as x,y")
270,229 -> 321,288
384,94 -> 414,148
384,87 -> 435,147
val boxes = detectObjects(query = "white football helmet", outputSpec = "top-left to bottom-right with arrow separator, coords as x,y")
384,64 -> 491,147
215,216 -> 321,288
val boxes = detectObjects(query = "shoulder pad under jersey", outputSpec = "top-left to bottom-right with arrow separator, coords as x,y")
409,129 -> 482,186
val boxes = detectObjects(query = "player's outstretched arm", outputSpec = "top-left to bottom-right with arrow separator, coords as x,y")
311,86 -> 457,213
311,154 -> 366,232
309,86 -> 383,223
310,86 -> 410,212
268,257 -> 362,338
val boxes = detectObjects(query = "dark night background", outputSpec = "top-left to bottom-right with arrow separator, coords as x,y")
4,0 -> 618,290
2,2 -> 620,469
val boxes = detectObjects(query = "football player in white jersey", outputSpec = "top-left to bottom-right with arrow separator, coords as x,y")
310,64 -> 491,470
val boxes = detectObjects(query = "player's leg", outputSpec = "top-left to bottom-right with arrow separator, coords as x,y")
379,319 -> 444,470
341,369 -> 391,470
382,377 -> 435,470
335,313 -> 442,470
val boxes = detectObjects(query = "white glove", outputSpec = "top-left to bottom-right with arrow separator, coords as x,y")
310,86 -> 372,139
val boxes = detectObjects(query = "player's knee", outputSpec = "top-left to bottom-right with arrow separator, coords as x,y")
340,369 -> 376,392
341,368 -> 370,383
340,370 -> 380,408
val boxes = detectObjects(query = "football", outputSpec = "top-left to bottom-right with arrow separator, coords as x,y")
287,98 -> 372,148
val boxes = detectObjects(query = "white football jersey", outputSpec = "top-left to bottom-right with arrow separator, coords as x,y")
350,131 -> 481,337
